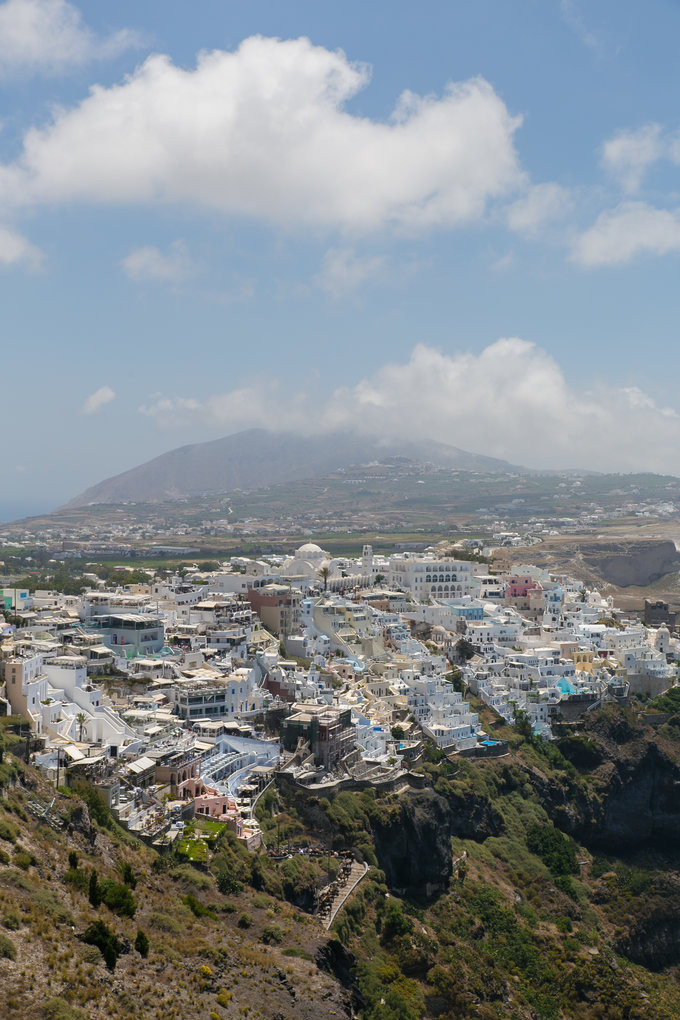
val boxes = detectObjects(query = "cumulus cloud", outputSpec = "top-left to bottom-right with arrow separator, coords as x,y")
506,182 -> 572,236
314,247 -> 387,296
0,0 -> 140,76
0,224 -> 43,268
0,36 -> 525,232
121,241 -> 195,283
601,124 -> 665,193
137,339 -> 680,475
572,201 -> 680,266
82,385 -> 116,415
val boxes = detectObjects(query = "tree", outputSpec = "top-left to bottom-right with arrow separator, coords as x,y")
134,929 -> 149,958
454,638 -> 475,663
80,920 -> 124,971
89,869 -> 101,908
514,708 -> 534,743
98,878 -> 137,917
76,712 -> 87,743
319,565 -> 331,592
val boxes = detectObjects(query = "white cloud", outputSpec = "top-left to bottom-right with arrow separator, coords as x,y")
82,385 -> 116,415
121,241 -> 195,283
0,36 -> 525,232
490,251 -> 515,272
560,0 -> 600,52
137,339 -> 680,475
0,0 -> 140,76
601,124 -> 664,193
506,182 -> 572,236
314,247 -> 386,296
138,395 -> 201,423
572,201 -> 680,266
0,224 -> 43,269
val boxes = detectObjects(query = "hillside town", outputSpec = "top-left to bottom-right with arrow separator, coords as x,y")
2,538 -> 677,857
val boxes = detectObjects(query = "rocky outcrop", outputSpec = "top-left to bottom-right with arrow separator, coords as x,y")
372,791 -> 454,896
499,537 -> 680,589
616,895 -> 680,970
443,787 -> 504,841
583,540 -> 680,587
529,708 -> 680,852
370,787 -> 503,897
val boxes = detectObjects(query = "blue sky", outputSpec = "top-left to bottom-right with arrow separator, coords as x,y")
3,0 -> 680,519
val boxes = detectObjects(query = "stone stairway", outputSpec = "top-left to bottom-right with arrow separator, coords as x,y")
321,861 -> 369,930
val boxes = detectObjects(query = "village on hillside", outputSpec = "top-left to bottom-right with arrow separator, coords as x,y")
2,534 -> 677,882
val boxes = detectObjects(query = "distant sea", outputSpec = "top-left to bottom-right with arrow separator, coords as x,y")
0,501 -> 50,524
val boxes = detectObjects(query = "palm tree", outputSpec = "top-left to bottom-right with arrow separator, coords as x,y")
76,712 -> 87,742
319,566 -> 331,592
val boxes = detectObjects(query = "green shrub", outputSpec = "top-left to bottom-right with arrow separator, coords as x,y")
0,817 -> 17,843
261,923 -> 285,944
183,893 -> 216,920
0,932 -> 16,960
0,868 -> 33,891
12,850 -> 32,871
79,919 -> 125,972
283,947 -> 313,960
526,824 -> 578,877
554,875 -> 579,901
69,781 -> 113,829
68,850 -> 78,871
216,867 -> 242,895
237,912 -> 252,929
381,900 -> 414,943
43,996 -> 87,1020
134,929 -> 149,958
148,912 -> 182,934
2,908 -> 20,930
591,856 -> 611,879
169,864 -> 212,891
89,869 -> 101,908
64,868 -> 89,892
615,864 -> 652,896
98,878 -> 137,917
118,861 -> 137,889
0,849 -> 9,865
30,888 -> 74,926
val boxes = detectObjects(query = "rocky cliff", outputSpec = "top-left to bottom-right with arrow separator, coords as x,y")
530,708 -> 680,852
371,787 -> 503,897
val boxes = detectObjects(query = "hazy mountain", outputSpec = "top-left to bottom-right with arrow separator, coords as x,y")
64,429 -> 518,507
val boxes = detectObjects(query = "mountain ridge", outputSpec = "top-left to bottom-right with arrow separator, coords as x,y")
64,428 -> 520,508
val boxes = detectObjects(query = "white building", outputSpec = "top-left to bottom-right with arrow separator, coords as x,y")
388,555 -> 472,600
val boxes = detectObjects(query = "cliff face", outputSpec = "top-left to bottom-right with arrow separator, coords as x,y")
497,537 -> 680,589
371,788 -> 503,897
615,883 -> 680,970
530,710 -> 680,852
372,792 -> 454,896
582,540 -> 680,587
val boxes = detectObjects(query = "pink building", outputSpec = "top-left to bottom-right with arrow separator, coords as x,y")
194,788 -> 262,849
505,576 -> 542,599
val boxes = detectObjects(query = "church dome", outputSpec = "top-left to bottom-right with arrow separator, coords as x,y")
295,543 -> 327,562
